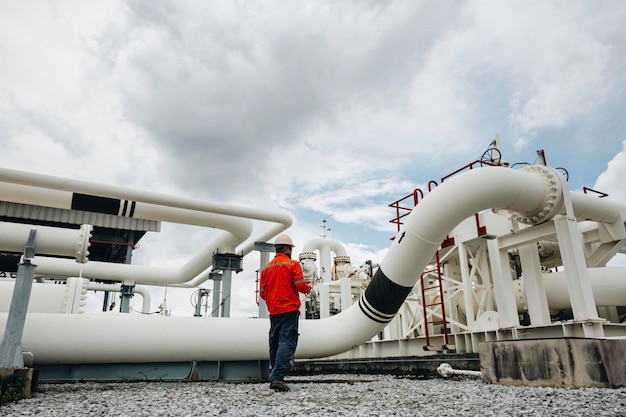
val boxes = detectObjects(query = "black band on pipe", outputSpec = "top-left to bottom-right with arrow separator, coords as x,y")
71,193 -> 121,215
121,200 -> 128,216
129,201 -> 136,218
359,267 -> 413,323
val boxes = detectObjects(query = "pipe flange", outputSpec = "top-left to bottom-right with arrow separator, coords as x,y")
511,165 -> 564,225
76,224 -> 93,264
334,255 -> 351,264
299,251 -> 317,261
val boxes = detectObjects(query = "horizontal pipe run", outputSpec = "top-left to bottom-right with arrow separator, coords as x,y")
0,222 -> 91,262
0,167 -> 292,230
0,167 -> 297,284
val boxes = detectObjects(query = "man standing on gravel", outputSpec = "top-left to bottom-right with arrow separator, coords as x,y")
259,234 -> 311,392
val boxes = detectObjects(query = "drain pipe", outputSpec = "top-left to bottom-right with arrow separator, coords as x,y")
437,363 -> 481,378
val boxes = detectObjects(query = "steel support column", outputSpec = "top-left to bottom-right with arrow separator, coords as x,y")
254,242 -> 274,319
0,230 -> 37,368
487,239 -> 520,328
518,243 -> 551,325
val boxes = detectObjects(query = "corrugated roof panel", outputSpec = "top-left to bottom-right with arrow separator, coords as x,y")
0,202 -> 160,232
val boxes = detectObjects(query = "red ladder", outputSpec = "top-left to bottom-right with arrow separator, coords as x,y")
420,250 -> 449,349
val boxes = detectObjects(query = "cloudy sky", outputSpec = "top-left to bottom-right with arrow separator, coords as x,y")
2,1 -> 625,317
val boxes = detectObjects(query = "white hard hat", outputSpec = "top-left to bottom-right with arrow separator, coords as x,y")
274,234 -> 295,247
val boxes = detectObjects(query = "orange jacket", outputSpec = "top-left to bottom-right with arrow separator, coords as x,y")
259,253 -> 311,315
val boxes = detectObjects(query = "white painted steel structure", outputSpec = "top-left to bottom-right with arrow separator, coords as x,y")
0,159 -> 625,365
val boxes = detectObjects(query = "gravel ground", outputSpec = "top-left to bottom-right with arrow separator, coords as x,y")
2,374 -> 625,417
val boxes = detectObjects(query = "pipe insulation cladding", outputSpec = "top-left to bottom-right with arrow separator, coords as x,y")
1,166 -> 626,364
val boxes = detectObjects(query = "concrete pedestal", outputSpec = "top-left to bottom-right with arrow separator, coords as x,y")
479,338 -> 626,388
0,368 -> 36,404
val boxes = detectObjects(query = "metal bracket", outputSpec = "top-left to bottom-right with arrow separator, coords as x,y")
23,229 -> 37,260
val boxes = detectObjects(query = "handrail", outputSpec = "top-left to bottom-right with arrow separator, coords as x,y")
389,160 -> 500,232
582,186 -> 609,198
440,159 -> 500,183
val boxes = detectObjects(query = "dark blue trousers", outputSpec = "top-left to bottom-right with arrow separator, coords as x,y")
268,310 -> 299,382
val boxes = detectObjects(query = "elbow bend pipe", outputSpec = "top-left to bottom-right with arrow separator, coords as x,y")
302,237 -> 349,282
30,229 -> 243,285
302,237 -> 348,256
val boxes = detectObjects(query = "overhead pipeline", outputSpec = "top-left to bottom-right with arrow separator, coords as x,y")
0,167 -> 293,285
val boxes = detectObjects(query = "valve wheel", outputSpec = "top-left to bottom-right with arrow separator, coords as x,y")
480,147 -> 501,165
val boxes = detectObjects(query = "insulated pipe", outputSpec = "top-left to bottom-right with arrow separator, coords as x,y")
0,221 -> 91,262
0,183 -> 253,251
302,237 -> 348,282
3,166 -> 626,364
0,168 -> 291,235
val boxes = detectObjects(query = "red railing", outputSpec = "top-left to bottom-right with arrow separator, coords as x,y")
582,186 -> 609,198
388,188 -> 423,232
389,159 -> 500,233
89,239 -> 137,249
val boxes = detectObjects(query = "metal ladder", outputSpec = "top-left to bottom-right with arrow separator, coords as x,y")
420,250 -> 450,350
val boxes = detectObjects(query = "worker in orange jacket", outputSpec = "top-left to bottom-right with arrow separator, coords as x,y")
259,234 -> 311,392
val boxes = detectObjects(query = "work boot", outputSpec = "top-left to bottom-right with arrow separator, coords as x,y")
269,380 -> 290,392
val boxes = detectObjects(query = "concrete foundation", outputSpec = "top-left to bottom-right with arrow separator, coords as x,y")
0,368 -> 37,404
479,338 -> 626,388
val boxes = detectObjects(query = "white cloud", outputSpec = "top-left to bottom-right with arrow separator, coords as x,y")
595,140 -> 626,204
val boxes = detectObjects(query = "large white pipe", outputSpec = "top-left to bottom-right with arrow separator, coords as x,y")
0,281 -> 67,313
542,268 -> 626,310
302,237 -> 348,282
0,183 -> 252,247
0,279 -> 153,314
0,168 -> 292,234
453,267 -> 626,316
3,166 -> 626,364
0,221 -> 91,262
